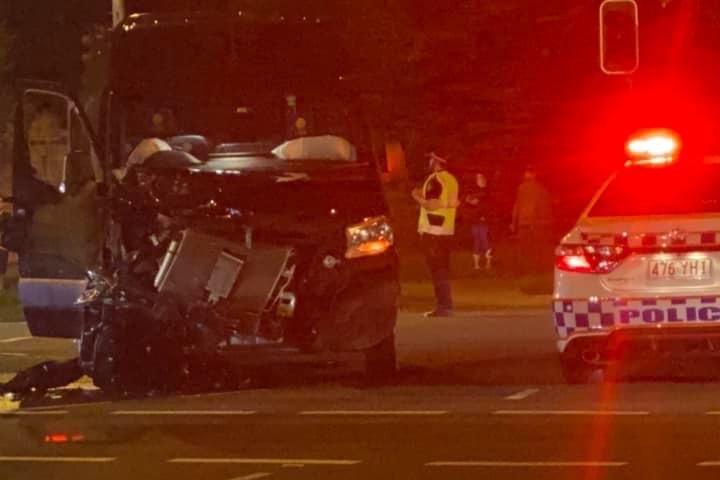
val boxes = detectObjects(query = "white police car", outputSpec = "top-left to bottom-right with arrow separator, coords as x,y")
554,130 -> 720,382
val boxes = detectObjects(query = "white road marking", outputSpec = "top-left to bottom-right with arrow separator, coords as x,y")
169,458 -> 361,466
703,412 -> 720,416
21,401 -> 112,412
0,456 -> 115,463
0,337 -> 32,344
0,410 -> 68,416
112,410 -> 256,416
427,461 -> 627,468
698,461 -> 720,466
229,473 -> 272,480
0,352 -> 28,357
504,388 -> 539,400
299,410 -> 448,416
494,410 -> 649,416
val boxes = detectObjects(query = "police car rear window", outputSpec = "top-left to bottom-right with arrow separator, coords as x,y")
589,163 -> 720,217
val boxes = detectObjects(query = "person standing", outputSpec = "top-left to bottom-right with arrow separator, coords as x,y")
510,165 -> 553,274
464,173 -> 492,271
412,152 -> 459,317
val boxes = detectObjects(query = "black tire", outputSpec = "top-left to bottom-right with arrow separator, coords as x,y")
364,333 -> 398,385
560,354 -> 601,385
90,325 -> 122,395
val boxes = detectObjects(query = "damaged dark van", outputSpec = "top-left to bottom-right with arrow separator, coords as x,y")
2,12 -> 400,394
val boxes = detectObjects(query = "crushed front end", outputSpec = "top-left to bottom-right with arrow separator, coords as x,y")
75,157 -> 400,393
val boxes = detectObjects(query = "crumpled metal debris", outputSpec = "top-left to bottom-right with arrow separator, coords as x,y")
0,359 -> 83,397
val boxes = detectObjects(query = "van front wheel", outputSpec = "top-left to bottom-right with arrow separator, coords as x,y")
364,334 -> 398,385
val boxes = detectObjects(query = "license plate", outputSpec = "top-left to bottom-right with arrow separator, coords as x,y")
648,258 -> 713,281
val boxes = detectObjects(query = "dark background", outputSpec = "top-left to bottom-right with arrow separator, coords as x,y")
1,0 -> 719,228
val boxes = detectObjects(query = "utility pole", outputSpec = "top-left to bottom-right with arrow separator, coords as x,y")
112,0 -> 126,27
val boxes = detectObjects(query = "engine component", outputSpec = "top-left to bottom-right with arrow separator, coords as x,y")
206,251 -> 246,304
276,291 -> 297,318
154,239 -> 179,288
156,230 -> 293,322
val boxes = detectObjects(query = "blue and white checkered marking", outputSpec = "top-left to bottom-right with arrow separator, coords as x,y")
553,297 -> 720,338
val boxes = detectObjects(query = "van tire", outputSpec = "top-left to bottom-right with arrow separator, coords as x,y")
364,333 -> 398,385
90,325 -> 122,395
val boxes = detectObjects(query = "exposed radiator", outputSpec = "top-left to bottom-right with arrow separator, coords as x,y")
155,230 -> 292,318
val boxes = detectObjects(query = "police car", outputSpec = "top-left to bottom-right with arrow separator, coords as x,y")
554,130 -> 720,382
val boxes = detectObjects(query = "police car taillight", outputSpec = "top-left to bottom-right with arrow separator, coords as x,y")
625,130 -> 680,166
555,244 -> 628,274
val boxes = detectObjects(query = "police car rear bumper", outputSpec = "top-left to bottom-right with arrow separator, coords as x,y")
553,296 -> 720,353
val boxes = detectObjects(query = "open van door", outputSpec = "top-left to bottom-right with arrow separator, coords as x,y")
7,82 -> 104,338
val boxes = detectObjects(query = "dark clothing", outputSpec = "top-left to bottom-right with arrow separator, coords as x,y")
424,175 -> 444,200
465,186 -> 491,256
512,177 -> 554,275
463,186 -> 491,225
516,224 -> 554,275
471,224 -> 490,255
421,234 -> 453,312
0,358 -> 82,396
512,179 -> 552,229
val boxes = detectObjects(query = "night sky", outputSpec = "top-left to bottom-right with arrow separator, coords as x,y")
2,1 -> 108,88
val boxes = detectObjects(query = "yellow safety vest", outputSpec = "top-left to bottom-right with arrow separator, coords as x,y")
418,170 -> 459,236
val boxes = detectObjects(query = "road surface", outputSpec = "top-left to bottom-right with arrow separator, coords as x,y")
2,311 -> 720,479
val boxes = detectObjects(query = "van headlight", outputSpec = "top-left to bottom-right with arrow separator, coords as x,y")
345,216 -> 394,259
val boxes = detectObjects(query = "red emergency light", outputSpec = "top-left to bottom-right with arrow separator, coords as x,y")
625,130 -> 680,166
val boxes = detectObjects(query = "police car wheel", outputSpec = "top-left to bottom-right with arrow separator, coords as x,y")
364,333 -> 398,386
560,355 -> 601,385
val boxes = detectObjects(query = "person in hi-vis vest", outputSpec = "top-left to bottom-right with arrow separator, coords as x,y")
412,151 -> 459,317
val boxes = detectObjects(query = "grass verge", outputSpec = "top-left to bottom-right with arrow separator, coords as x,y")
0,288 -> 23,322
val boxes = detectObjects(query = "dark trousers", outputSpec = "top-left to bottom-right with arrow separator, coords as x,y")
471,223 -> 490,255
421,234 -> 453,311
516,225 -> 554,275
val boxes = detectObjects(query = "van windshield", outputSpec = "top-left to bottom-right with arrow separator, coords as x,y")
111,18 -> 365,164
112,19 -> 348,100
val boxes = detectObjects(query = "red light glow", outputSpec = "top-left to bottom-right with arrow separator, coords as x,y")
559,255 -> 592,272
556,244 -> 628,274
624,156 -> 674,167
44,434 -> 69,444
626,131 -> 679,159
43,433 -> 85,444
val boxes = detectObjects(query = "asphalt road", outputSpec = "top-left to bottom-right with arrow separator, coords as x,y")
2,311 -> 720,479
